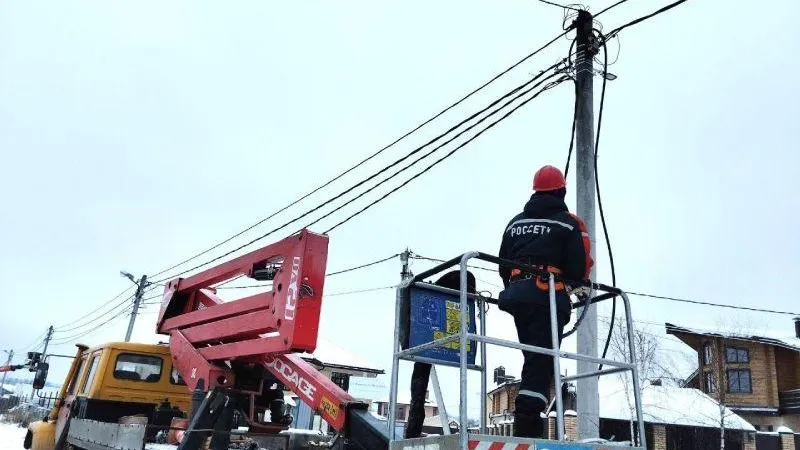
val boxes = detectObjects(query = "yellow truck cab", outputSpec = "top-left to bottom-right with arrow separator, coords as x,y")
25,342 -> 191,450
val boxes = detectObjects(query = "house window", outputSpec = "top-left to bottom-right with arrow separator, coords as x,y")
703,344 -> 713,365
705,372 -> 716,393
767,425 -> 774,432
725,347 -> 749,363
330,372 -> 350,392
396,405 -> 407,421
727,369 -> 752,393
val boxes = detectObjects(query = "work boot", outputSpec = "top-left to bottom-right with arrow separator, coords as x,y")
512,412 -> 544,439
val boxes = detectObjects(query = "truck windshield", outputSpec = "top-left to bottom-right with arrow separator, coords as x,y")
114,353 -> 163,383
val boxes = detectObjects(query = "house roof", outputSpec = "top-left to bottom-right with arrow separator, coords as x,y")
665,323 -> 800,353
599,380 -> 755,431
296,339 -> 384,375
487,379 -> 521,396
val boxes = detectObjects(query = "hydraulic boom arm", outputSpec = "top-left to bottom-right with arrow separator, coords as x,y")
157,229 -> 389,449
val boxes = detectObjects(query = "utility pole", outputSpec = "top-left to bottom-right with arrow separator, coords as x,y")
41,326 -> 54,360
0,350 -> 13,394
124,275 -> 148,342
574,9 -> 600,440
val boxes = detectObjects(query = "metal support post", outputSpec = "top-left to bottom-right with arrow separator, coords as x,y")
459,252 -> 478,450
548,274 -> 565,441
574,8 -> 600,440
0,350 -> 13,394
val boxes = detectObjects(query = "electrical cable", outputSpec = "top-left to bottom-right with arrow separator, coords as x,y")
327,254 -> 400,276
154,254 -> 399,292
151,65 -> 568,285
19,331 -> 48,353
626,292 -> 800,317
411,254 -> 498,274
324,76 -> 571,233
51,306 -> 134,345
325,286 -> 397,297
308,71 -> 564,233
147,30 -> 573,281
593,29 -> 615,371
595,0 -> 631,17
55,295 -> 135,334
537,0 -> 581,11
563,79 -> 578,177
606,0 -> 689,39
53,285 -> 134,331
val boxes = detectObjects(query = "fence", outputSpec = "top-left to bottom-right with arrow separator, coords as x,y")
0,391 -> 58,414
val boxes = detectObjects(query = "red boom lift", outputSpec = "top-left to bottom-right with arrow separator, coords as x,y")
156,229 -> 389,450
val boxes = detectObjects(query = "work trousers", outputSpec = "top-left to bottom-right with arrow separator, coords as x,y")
404,362 -> 432,438
512,297 -> 569,438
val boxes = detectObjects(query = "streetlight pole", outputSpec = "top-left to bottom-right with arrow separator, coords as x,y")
121,272 -> 149,342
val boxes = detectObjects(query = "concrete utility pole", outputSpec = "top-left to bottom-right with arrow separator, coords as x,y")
0,350 -> 13,394
121,273 -> 148,342
41,326 -> 54,360
574,9 -> 600,440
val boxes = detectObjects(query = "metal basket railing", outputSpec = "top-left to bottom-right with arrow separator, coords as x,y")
387,251 -> 646,450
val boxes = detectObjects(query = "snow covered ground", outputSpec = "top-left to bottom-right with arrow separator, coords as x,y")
0,422 -> 26,450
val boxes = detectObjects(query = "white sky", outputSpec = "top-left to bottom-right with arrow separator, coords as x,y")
1,1 -> 799,418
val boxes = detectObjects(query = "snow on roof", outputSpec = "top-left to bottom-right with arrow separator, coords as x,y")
423,414 -> 459,427
777,426 -> 793,433
296,339 -> 384,375
666,323 -> 800,353
375,393 -> 437,406
599,379 -> 754,431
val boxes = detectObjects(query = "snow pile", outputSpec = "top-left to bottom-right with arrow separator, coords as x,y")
599,378 -> 754,431
0,422 -> 26,450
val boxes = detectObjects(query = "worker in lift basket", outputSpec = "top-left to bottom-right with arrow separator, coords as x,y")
497,164 -> 593,439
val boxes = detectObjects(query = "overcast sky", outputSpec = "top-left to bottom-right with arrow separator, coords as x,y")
2,1 -> 799,417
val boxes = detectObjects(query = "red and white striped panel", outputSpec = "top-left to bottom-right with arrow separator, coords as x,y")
468,440 -> 531,450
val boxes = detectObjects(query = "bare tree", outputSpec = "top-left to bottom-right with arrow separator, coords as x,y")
607,320 -> 681,446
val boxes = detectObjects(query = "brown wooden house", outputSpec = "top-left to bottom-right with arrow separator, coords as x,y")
666,322 -> 800,433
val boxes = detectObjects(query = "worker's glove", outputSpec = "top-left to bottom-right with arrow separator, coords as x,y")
567,285 -> 591,298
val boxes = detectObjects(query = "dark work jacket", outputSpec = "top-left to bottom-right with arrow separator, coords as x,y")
498,193 -> 593,315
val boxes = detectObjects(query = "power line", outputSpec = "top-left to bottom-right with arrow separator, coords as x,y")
606,0 -> 689,39
51,305 -> 134,345
537,0 -> 581,11
327,254 -> 400,276
53,285 -> 134,331
325,285 -> 397,297
411,254 -> 498,274
152,64 -> 568,285
55,295 -> 134,334
308,69 -> 565,233
625,291 -> 800,317
594,0 -> 630,17
324,75 -> 571,234
147,29 -> 573,281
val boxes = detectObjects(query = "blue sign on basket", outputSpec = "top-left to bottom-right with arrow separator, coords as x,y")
535,443 -> 592,450
407,287 -> 477,365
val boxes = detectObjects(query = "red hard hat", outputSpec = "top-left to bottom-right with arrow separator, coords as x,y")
532,165 -> 566,191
